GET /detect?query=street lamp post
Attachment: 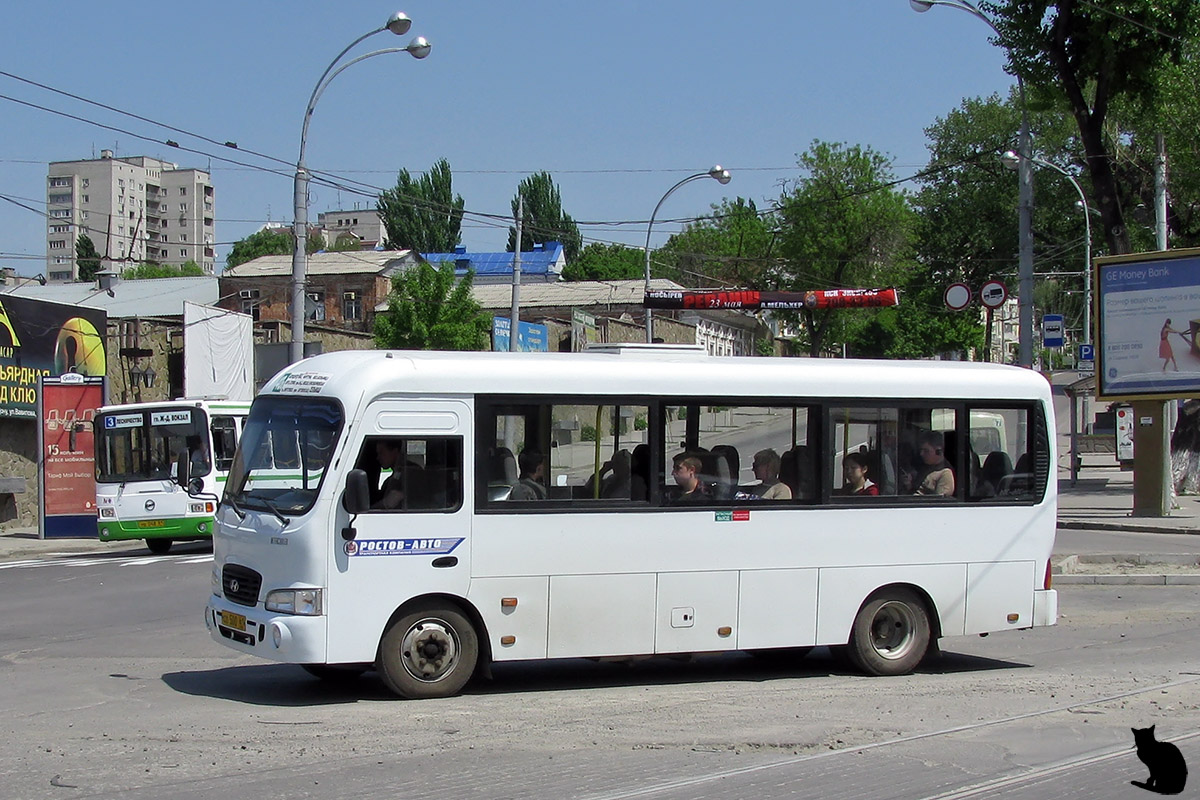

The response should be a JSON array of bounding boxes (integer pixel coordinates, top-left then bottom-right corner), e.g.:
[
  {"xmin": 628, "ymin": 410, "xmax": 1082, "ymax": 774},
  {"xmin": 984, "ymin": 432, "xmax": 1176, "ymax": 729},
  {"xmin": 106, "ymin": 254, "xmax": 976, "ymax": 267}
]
[
  {"xmin": 643, "ymin": 166, "xmax": 731, "ymax": 343},
  {"xmin": 289, "ymin": 12, "xmax": 431, "ymax": 365},
  {"xmin": 911, "ymin": 0, "xmax": 1035, "ymax": 368},
  {"xmin": 1002, "ymin": 150, "xmax": 1092, "ymax": 345}
]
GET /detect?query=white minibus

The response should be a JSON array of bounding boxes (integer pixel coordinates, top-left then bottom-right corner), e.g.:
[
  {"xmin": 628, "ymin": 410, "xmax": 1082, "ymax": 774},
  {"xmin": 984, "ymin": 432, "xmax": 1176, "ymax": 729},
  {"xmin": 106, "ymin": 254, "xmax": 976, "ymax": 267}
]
[
  {"xmin": 95, "ymin": 399, "xmax": 249, "ymax": 553},
  {"xmin": 206, "ymin": 347, "xmax": 1057, "ymax": 698}
]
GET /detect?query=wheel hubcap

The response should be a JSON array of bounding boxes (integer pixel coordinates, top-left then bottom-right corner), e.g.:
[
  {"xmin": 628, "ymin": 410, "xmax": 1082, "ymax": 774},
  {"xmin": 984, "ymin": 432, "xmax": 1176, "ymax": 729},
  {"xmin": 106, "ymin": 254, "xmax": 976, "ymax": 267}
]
[
  {"xmin": 400, "ymin": 619, "xmax": 459, "ymax": 682},
  {"xmin": 869, "ymin": 601, "xmax": 917, "ymax": 661}
]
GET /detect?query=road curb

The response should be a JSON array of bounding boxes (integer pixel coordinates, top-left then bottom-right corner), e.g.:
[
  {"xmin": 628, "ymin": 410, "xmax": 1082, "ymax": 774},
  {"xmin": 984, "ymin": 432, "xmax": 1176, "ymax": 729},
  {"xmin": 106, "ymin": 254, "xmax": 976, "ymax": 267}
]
[
  {"xmin": 1054, "ymin": 574, "xmax": 1200, "ymax": 585},
  {"xmin": 1057, "ymin": 520, "xmax": 1200, "ymax": 534}
]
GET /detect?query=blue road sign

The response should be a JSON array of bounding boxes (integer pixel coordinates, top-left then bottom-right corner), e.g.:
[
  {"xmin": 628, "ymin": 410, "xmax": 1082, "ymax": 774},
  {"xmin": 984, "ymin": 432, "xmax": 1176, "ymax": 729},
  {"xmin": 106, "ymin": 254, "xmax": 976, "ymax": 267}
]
[
  {"xmin": 1078, "ymin": 343, "xmax": 1094, "ymax": 361},
  {"xmin": 1043, "ymin": 314, "xmax": 1065, "ymax": 348}
]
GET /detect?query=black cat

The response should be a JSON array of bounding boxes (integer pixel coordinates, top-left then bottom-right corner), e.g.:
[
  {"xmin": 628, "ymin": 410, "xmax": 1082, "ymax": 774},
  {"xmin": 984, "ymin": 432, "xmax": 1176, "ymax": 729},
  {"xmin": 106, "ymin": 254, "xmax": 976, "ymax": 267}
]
[{"xmin": 1131, "ymin": 725, "xmax": 1187, "ymax": 795}]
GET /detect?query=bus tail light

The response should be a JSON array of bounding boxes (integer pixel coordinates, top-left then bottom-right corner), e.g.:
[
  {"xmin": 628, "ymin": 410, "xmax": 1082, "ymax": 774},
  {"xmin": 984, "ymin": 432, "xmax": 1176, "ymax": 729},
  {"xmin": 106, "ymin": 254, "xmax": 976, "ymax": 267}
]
[{"xmin": 1043, "ymin": 560, "xmax": 1053, "ymax": 590}]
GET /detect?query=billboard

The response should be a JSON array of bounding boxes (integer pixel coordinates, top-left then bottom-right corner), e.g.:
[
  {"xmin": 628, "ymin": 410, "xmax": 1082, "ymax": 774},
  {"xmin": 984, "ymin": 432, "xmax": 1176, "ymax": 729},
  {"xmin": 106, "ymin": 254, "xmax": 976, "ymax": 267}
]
[
  {"xmin": 1096, "ymin": 248, "xmax": 1200, "ymax": 400},
  {"xmin": 39, "ymin": 375, "xmax": 104, "ymax": 538},
  {"xmin": 0, "ymin": 295, "xmax": 107, "ymax": 419},
  {"xmin": 492, "ymin": 317, "xmax": 549, "ymax": 352}
]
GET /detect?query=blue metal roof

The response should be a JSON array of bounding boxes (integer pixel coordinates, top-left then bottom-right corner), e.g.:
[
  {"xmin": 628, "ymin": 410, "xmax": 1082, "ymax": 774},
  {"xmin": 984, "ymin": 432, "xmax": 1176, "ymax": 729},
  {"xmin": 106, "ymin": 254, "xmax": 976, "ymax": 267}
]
[{"xmin": 423, "ymin": 241, "xmax": 564, "ymax": 276}]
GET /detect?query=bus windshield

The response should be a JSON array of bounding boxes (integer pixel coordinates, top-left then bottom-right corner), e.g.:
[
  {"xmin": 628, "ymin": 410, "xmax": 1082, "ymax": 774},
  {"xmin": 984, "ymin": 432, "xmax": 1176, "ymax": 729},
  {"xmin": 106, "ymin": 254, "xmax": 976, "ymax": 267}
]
[
  {"xmin": 225, "ymin": 396, "xmax": 343, "ymax": 515},
  {"xmin": 96, "ymin": 407, "xmax": 210, "ymax": 483}
]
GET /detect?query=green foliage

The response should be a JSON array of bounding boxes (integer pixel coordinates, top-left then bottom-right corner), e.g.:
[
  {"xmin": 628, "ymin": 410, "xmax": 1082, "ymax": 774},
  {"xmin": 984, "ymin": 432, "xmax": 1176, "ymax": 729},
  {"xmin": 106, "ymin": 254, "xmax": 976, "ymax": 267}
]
[
  {"xmin": 329, "ymin": 233, "xmax": 363, "ymax": 252},
  {"xmin": 123, "ymin": 261, "xmax": 204, "ymax": 279},
  {"xmin": 377, "ymin": 158, "xmax": 464, "ymax": 253},
  {"xmin": 563, "ymin": 242, "xmax": 643, "ymax": 281},
  {"xmin": 374, "ymin": 261, "xmax": 490, "ymax": 351},
  {"xmin": 633, "ymin": 415, "xmax": 647, "ymax": 431},
  {"xmin": 655, "ymin": 198, "xmax": 777, "ymax": 288},
  {"xmin": 775, "ymin": 141, "xmax": 917, "ymax": 357},
  {"xmin": 580, "ymin": 424, "xmax": 598, "ymax": 442},
  {"xmin": 982, "ymin": 0, "xmax": 1200, "ymax": 255},
  {"xmin": 75, "ymin": 235, "xmax": 102, "ymax": 282},
  {"xmin": 226, "ymin": 229, "xmax": 292, "ymax": 269},
  {"xmin": 508, "ymin": 172, "xmax": 582, "ymax": 262},
  {"xmin": 307, "ymin": 230, "xmax": 326, "ymax": 254}
]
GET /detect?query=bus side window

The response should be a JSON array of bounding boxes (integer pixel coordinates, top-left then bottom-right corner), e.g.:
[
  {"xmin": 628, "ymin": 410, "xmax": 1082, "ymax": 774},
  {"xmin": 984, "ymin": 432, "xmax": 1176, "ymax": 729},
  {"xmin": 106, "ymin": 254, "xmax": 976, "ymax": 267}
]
[
  {"xmin": 356, "ymin": 437, "xmax": 463, "ymax": 513},
  {"xmin": 211, "ymin": 415, "xmax": 239, "ymax": 472}
]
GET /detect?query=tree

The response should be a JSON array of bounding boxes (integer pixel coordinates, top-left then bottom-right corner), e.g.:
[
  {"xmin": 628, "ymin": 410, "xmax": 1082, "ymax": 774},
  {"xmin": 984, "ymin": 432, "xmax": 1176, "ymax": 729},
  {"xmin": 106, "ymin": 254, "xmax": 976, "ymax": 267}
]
[
  {"xmin": 985, "ymin": 0, "xmax": 1200, "ymax": 255},
  {"xmin": 562, "ymin": 242, "xmax": 643, "ymax": 281},
  {"xmin": 655, "ymin": 198, "xmax": 778, "ymax": 289},
  {"xmin": 377, "ymin": 158, "xmax": 464, "ymax": 253},
  {"xmin": 507, "ymin": 172, "xmax": 581, "ymax": 262},
  {"xmin": 374, "ymin": 261, "xmax": 491, "ymax": 351},
  {"xmin": 226, "ymin": 228, "xmax": 323, "ymax": 269},
  {"xmin": 75, "ymin": 234, "xmax": 102, "ymax": 282},
  {"xmin": 124, "ymin": 261, "xmax": 205, "ymax": 279},
  {"xmin": 226, "ymin": 229, "xmax": 292, "ymax": 269},
  {"xmin": 775, "ymin": 141, "xmax": 918, "ymax": 357}
]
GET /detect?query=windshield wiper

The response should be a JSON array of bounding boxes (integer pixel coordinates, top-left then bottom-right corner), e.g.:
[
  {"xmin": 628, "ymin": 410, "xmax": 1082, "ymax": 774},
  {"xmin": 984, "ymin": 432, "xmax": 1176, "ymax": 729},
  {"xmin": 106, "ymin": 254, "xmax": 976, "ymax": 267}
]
[
  {"xmin": 224, "ymin": 494, "xmax": 247, "ymax": 522},
  {"xmin": 242, "ymin": 492, "xmax": 291, "ymax": 529}
]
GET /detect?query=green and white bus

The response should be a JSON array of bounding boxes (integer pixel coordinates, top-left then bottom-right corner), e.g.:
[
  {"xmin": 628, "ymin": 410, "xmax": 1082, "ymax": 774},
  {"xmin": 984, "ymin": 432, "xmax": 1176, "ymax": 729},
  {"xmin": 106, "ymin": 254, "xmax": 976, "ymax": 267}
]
[{"xmin": 95, "ymin": 399, "xmax": 249, "ymax": 553}]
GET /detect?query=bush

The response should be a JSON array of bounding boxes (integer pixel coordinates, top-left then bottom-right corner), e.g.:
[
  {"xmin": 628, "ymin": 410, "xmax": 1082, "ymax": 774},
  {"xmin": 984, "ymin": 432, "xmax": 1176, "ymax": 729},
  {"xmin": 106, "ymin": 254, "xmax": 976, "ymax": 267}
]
[
  {"xmin": 634, "ymin": 415, "xmax": 647, "ymax": 431},
  {"xmin": 581, "ymin": 424, "xmax": 598, "ymax": 442}
]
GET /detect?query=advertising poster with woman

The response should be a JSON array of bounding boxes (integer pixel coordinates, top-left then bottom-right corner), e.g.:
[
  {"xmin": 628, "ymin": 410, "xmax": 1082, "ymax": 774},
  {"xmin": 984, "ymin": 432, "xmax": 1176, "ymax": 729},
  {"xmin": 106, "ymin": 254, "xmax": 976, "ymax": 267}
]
[
  {"xmin": 1097, "ymin": 250, "xmax": 1200, "ymax": 399},
  {"xmin": 0, "ymin": 295, "xmax": 107, "ymax": 418}
]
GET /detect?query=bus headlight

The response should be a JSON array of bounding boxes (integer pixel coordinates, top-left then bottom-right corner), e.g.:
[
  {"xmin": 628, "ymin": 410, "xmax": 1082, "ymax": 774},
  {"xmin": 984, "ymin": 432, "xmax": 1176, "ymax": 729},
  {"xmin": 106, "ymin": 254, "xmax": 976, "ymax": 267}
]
[
  {"xmin": 265, "ymin": 588, "xmax": 323, "ymax": 616},
  {"xmin": 211, "ymin": 568, "xmax": 221, "ymax": 597},
  {"xmin": 99, "ymin": 507, "xmax": 115, "ymax": 518}
]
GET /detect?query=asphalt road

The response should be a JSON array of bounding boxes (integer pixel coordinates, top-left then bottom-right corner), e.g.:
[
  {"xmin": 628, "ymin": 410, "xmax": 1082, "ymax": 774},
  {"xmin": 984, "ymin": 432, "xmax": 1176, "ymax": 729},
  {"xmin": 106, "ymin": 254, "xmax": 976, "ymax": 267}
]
[{"xmin": 2, "ymin": 551, "xmax": 1198, "ymax": 799}]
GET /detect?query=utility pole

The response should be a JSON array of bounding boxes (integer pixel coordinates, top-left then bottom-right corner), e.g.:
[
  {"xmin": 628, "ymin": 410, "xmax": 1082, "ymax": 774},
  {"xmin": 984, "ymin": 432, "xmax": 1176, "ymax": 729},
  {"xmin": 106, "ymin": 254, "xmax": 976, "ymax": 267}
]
[{"xmin": 509, "ymin": 195, "xmax": 523, "ymax": 353}]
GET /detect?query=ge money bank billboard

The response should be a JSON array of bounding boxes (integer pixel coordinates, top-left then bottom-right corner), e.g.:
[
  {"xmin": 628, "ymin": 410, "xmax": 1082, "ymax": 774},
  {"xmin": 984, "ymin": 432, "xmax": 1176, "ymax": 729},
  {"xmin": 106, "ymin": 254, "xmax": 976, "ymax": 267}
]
[
  {"xmin": 1096, "ymin": 248, "xmax": 1200, "ymax": 400},
  {"xmin": 0, "ymin": 295, "xmax": 107, "ymax": 419}
]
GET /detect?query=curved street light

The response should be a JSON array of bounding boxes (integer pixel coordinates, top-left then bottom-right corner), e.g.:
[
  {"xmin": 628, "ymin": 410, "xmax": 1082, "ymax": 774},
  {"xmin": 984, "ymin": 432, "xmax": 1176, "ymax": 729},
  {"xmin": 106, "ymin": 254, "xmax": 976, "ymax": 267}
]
[
  {"xmin": 290, "ymin": 13, "xmax": 431, "ymax": 364},
  {"xmin": 1003, "ymin": 150, "xmax": 1092, "ymax": 346},
  {"xmin": 643, "ymin": 165, "xmax": 732, "ymax": 343},
  {"xmin": 911, "ymin": 0, "xmax": 1035, "ymax": 368}
]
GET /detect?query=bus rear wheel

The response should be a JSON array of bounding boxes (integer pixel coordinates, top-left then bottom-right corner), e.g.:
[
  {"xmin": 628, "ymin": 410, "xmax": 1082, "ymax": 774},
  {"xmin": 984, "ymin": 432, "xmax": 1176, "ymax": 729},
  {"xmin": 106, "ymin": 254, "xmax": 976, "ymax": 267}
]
[
  {"xmin": 847, "ymin": 588, "xmax": 931, "ymax": 676},
  {"xmin": 378, "ymin": 602, "xmax": 478, "ymax": 699},
  {"xmin": 146, "ymin": 538, "xmax": 172, "ymax": 555}
]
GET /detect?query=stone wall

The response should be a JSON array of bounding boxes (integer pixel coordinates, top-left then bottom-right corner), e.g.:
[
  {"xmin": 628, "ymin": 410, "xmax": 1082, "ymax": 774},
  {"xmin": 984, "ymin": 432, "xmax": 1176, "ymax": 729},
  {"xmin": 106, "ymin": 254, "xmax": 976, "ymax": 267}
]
[{"xmin": 0, "ymin": 420, "xmax": 38, "ymax": 528}]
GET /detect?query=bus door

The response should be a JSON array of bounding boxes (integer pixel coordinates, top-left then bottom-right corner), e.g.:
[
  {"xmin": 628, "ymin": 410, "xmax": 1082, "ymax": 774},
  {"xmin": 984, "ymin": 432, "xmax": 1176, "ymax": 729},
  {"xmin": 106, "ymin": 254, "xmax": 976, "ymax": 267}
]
[{"xmin": 326, "ymin": 400, "xmax": 471, "ymax": 663}]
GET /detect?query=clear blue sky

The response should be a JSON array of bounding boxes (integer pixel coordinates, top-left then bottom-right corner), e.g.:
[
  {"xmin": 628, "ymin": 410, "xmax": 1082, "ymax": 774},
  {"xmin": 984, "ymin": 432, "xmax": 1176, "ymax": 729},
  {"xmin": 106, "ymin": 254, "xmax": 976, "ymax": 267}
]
[{"xmin": 0, "ymin": 1, "xmax": 1019, "ymax": 274}]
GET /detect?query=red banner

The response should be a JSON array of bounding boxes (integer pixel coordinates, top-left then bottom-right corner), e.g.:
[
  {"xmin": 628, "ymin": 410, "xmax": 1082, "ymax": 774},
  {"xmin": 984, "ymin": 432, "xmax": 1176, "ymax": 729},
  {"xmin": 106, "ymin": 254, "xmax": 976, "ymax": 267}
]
[{"xmin": 644, "ymin": 288, "xmax": 899, "ymax": 311}]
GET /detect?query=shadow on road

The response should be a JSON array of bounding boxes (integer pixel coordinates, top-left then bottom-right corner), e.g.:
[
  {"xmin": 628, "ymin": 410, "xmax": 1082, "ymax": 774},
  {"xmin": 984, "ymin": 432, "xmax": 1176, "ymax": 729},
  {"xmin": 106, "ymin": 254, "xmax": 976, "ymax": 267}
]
[{"xmin": 164, "ymin": 646, "xmax": 1027, "ymax": 705}]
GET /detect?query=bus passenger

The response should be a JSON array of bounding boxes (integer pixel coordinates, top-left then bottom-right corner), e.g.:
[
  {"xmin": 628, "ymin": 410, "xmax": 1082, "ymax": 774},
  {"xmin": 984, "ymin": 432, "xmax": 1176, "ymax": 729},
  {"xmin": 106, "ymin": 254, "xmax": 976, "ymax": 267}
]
[
  {"xmin": 372, "ymin": 439, "xmax": 406, "ymax": 509},
  {"xmin": 912, "ymin": 431, "xmax": 954, "ymax": 497},
  {"xmin": 670, "ymin": 454, "xmax": 709, "ymax": 504},
  {"xmin": 509, "ymin": 449, "xmax": 548, "ymax": 500},
  {"xmin": 838, "ymin": 452, "xmax": 879, "ymax": 496},
  {"xmin": 751, "ymin": 448, "xmax": 792, "ymax": 500}
]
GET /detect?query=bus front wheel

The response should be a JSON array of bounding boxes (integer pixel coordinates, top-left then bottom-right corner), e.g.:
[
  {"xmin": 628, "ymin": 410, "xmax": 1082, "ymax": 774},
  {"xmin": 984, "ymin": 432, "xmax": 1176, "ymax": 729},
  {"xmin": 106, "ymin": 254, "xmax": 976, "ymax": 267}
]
[
  {"xmin": 146, "ymin": 538, "xmax": 172, "ymax": 555},
  {"xmin": 847, "ymin": 588, "xmax": 931, "ymax": 676},
  {"xmin": 378, "ymin": 602, "xmax": 478, "ymax": 699}
]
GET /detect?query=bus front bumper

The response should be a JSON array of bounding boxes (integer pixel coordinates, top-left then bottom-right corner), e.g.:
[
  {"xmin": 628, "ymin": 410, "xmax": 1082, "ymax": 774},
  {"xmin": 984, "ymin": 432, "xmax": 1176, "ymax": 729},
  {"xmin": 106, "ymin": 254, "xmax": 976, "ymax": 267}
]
[{"xmin": 205, "ymin": 596, "xmax": 327, "ymax": 663}]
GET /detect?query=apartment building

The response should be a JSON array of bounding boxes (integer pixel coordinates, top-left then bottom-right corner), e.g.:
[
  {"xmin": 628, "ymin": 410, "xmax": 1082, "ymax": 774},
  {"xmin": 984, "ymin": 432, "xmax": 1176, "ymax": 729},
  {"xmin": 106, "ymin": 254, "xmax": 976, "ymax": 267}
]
[
  {"xmin": 316, "ymin": 206, "xmax": 386, "ymax": 250},
  {"xmin": 46, "ymin": 151, "xmax": 215, "ymax": 281}
]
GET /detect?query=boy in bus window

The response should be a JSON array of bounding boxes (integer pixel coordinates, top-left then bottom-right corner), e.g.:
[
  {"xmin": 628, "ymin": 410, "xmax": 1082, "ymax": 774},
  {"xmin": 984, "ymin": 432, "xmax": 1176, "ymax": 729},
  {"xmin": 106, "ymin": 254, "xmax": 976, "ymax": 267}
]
[
  {"xmin": 670, "ymin": 454, "xmax": 709, "ymax": 504},
  {"xmin": 509, "ymin": 449, "xmax": 548, "ymax": 500},
  {"xmin": 372, "ymin": 439, "xmax": 406, "ymax": 510},
  {"xmin": 911, "ymin": 431, "xmax": 954, "ymax": 497}
]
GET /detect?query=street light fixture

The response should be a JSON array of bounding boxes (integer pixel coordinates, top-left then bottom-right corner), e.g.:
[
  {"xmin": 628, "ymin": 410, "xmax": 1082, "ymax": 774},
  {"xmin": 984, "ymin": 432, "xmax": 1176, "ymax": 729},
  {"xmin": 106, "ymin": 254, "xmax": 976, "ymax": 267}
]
[
  {"xmin": 911, "ymin": 0, "xmax": 1035, "ymax": 368},
  {"xmin": 1003, "ymin": 150, "xmax": 1092, "ymax": 346},
  {"xmin": 289, "ymin": 13, "xmax": 431, "ymax": 365},
  {"xmin": 643, "ymin": 165, "xmax": 732, "ymax": 343}
]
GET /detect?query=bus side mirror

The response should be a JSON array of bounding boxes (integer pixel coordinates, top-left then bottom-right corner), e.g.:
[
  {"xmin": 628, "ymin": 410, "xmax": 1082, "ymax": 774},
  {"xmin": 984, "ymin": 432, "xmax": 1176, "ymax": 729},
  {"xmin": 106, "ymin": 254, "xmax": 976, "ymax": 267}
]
[
  {"xmin": 176, "ymin": 451, "xmax": 189, "ymax": 488},
  {"xmin": 344, "ymin": 469, "xmax": 370, "ymax": 516}
]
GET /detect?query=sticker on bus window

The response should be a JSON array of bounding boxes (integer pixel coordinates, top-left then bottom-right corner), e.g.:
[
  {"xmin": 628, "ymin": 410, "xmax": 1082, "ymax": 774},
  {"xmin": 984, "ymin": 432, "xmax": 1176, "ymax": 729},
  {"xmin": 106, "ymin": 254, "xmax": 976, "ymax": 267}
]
[
  {"xmin": 715, "ymin": 510, "xmax": 751, "ymax": 522},
  {"xmin": 345, "ymin": 538, "xmax": 463, "ymax": 557},
  {"xmin": 150, "ymin": 410, "xmax": 193, "ymax": 426}
]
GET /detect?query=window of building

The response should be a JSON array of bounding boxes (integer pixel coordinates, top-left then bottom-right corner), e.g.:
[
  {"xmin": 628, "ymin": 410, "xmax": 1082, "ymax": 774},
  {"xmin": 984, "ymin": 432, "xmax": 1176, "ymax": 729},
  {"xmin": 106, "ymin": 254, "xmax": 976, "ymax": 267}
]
[
  {"xmin": 49, "ymin": 271, "xmax": 72, "ymax": 281},
  {"xmin": 49, "ymin": 208, "xmax": 70, "ymax": 219},
  {"xmin": 180, "ymin": 187, "xmax": 187, "ymax": 196},
  {"xmin": 352, "ymin": 436, "xmax": 463, "ymax": 512},
  {"xmin": 81, "ymin": 179, "xmax": 89, "ymax": 188},
  {"xmin": 180, "ymin": 234, "xmax": 188, "ymax": 242},
  {"xmin": 240, "ymin": 289, "xmax": 260, "ymax": 321},
  {"xmin": 180, "ymin": 249, "xmax": 188, "ymax": 258},
  {"xmin": 81, "ymin": 195, "xmax": 89, "ymax": 203},
  {"xmin": 48, "ymin": 240, "xmax": 66, "ymax": 250},
  {"xmin": 50, "ymin": 225, "xmax": 70, "ymax": 234},
  {"xmin": 343, "ymin": 291, "xmax": 362, "ymax": 321},
  {"xmin": 180, "ymin": 203, "xmax": 187, "ymax": 212},
  {"xmin": 49, "ymin": 177, "xmax": 71, "ymax": 187},
  {"xmin": 305, "ymin": 290, "xmax": 325, "ymax": 322},
  {"xmin": 48, "ymin": 193, "xmax": 71, "ymax": 204}
]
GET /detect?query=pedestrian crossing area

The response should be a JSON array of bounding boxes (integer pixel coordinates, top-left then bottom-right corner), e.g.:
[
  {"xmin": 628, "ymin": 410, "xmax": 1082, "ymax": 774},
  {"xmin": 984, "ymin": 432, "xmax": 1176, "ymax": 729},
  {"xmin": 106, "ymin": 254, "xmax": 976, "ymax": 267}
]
[{"xmin": 0, "ymin": 552, "xmax": 213, "ymax": 570}]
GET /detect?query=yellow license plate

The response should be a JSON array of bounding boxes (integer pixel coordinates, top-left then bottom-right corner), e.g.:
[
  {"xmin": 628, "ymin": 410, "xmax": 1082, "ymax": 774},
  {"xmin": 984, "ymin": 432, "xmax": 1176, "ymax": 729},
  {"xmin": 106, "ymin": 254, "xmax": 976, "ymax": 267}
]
[
  {"xmin": 220, "ymin": 610, "xmax": 247, "ymax": 631},
  {"xmin": 137, "ymin": 520, "xmax": 166, "ymax": 528}
]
